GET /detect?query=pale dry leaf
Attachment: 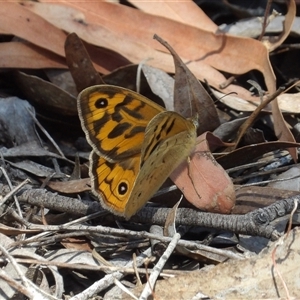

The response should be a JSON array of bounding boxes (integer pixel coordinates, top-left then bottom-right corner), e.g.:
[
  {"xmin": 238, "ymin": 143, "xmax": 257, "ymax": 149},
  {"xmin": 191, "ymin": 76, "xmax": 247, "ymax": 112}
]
[
  {"xmin": 141, "ymin": 64, "xmax": 175, "ymax": 111},
  {"xmin": 268, "ymin": 166, "xmax": 300, "ymax": 191},
  {"xmin": 129, "ymin": 0, "xmax": 218, "ymax": 32},
  {"xmin": 215, "ymin": 86, "xmax": 300, "ymax": 114},
  {"xmin": 213, "ymin": 89, "xmax": 258, "ymax": 111},
  {"xmin": 220, "ymin": 16, "xmax": 300, "ymax": 38},
  {"xmin": 278, "ymin": 92, "xmax": 300, "ymax": 113}
]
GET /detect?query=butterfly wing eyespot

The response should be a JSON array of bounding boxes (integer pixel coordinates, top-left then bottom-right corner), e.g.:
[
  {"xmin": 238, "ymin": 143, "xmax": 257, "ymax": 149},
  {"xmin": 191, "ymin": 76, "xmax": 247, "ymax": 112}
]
[
  {"xmin": 94, "ymin": 97, "xmax": 108, "ymax": 109},
  {"xmin": 118, "ymin": 181, "xmax": 129, "ymax": 196}
]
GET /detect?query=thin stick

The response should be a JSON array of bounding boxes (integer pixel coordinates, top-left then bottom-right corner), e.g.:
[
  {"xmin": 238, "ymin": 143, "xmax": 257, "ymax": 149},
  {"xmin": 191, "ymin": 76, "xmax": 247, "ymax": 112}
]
[
  {"xmin": 139, "ymin": 233, "xmax": 181, "ymax": 300},
  {"xmin": 26, "ymin": 107, "xmax": 66, "ymax": 158}
]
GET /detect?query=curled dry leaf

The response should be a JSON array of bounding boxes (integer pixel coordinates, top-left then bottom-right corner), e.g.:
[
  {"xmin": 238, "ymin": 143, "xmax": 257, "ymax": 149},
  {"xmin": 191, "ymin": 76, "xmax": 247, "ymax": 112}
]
[
  {"xmin": 217, "ymin": 141, "xmax": 300, "ymax": 170},
  {"xmin": 262, "ymin": 0, "xmax": 296, "ymax": 52},
  {"xmin": 154, "ymin": 34, "xmax": 220, "ymax": 134}
]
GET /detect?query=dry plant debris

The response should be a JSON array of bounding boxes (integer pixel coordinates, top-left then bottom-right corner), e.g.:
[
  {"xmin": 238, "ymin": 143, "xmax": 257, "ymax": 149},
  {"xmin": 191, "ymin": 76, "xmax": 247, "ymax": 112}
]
[{"xmin": 0, "ymin": 1, "xmax": 300, "ymax": 299}]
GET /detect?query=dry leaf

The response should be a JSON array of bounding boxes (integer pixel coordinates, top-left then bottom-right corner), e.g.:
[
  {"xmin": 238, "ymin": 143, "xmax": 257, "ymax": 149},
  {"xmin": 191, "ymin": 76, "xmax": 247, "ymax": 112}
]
[
  {"xmin": 262, "ymin": 0, "xmax": 296, "ymax": 51},
  {"xmin": 23, "ymin": 0, "xmax": 273, "ymax": 102},
  {"xmin": 0, "ymin": 2, "xmax": 66, "ymax": 56},
  {"xmin": 15, "ymin": 71, "xmax": 77, "ymax": 116},
  {"xmin": 171, "ymin": 133, "xmax": 236, "ymax": 214},
  {"xmin": 0, "ymin": 42, "xmax": 66, "ymax": 69},
  {"xmin": 46, "ymin": 178, "xmax": 91, "ymax": 194},
  {"xmin": 130, "ymin": 0, "xmax": 218, "ymax": 32},
  {"xmin": 65, "ymin": 33, "xmax": 104, "ymax": 92},
  {"xmin": 217, "ymin": 141, "xmax": 300, "ymax": 170},
  {"xmin": 154, "ymin": 34, "xmax": 220, "ymax": 133}
]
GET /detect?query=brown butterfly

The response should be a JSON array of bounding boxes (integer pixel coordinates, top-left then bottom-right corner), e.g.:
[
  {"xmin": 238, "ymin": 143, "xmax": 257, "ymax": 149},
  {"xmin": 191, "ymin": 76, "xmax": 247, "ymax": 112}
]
[{"xmin": 78, "ymin": 85, "xmax": 197, "ymax": 219}]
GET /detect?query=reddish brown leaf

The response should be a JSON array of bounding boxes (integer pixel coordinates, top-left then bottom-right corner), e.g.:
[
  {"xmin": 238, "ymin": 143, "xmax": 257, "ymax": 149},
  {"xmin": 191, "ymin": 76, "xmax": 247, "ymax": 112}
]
[
  {"xmin": 0, "ymin": 2, "xmax": 66, "ymax": 56},
  {"xmin": 170, "ymin": 133, "xmax": 236, "ymax": 214},
  {"xmin": 0, "ymin": 42, "xmax": 66, "ymax": 69}
]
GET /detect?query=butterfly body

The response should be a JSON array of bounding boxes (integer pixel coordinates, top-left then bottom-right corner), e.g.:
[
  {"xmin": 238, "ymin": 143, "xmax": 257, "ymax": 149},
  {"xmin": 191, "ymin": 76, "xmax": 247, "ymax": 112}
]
[{"xmin": 78, "ymin": 85, "xmax": 197, "ymax": 219}]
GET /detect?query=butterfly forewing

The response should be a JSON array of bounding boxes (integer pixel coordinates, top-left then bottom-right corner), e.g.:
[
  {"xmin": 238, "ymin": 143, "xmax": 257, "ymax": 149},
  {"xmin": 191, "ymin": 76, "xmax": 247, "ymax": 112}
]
[
  {"xmin": 141, "ymin": 111, "xmax": 197, "ymax": 166},
  {"xmin": 123, "ymin": 111, "xmax": 197, "ymax": 219},
  {"xmin": 126, "ymin": 131, "xmax": 197, "ymax": 219},
  {"xmin": 78, "ymin": 85, "xmax": 164, "ymax": 161}
]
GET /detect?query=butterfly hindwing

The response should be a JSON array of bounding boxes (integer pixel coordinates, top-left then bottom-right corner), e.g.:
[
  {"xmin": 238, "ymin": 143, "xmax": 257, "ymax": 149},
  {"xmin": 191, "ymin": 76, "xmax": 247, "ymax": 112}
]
[{"xmin": 89, "ymin": 150, "xmax": 140, "ymax": 216}]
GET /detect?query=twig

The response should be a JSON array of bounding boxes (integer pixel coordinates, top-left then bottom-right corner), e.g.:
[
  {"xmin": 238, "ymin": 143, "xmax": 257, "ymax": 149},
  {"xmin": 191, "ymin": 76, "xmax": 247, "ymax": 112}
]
[
  {"xmin": 258, "ymin": 0, "xmax": 273, "ymax": 41},
  {"xmin": 0, "ymin": 270, "xmax": 32, "ymax": 299},
  {"xmin": 8, "ymin": 258, "xmax": 182, "ymax": 277},
  {"xmin": 0, "ymin": 176, "xmax": 29, "ymax": 207},
  {"xmin": 69, "ymin": 248, "xmax": 152, "ymax": 300},
  {"xmin": 140, "ymin": 233, "xmax": 181, "ymax": 300},
  {"xmin": 287, "ymin": 199, "xmax": 298, "ymax": 237},
  {"xmin": 235, "ymin": 173, "xmax": 300, "ymax": 189},
  {"xmin": 0, "ymin": 244, "xmax": 57, "ymax": 299},
  {"xmin": 234, "ymin": 86, "xmax": 285, "ymax": 148},
  {"xmin": 3, "ymin": 184, "xmax": 300, "ymax": 240},
  {"xmin": 26, "ymin": 107, "xmax": 66, "ymax": 159}
]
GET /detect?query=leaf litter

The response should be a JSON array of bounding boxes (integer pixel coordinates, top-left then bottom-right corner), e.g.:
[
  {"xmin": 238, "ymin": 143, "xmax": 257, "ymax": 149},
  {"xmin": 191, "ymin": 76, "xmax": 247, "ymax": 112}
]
[{"xmin": 0, "ymin": 1, "xmax": 300, "ymax": 299}]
